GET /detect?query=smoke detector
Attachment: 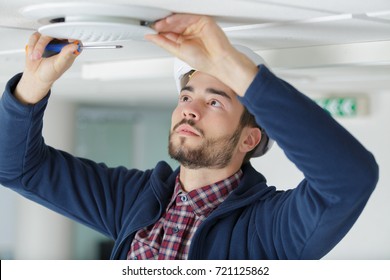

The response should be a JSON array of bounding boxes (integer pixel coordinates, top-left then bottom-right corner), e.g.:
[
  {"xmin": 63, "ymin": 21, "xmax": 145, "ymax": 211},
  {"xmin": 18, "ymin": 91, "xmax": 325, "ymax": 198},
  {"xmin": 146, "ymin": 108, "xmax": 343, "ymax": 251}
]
[{"xmin": 20, "ymin": 2, "xmax": 171, "ymax": 43}]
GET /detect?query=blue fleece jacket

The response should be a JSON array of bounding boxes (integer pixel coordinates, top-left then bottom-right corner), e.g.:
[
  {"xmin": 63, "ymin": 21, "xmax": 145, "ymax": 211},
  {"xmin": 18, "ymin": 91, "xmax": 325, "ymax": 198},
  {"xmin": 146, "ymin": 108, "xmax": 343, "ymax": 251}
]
[{"xmin": 0, "ymin": 66, "xmax": 378, "ymax": 259}]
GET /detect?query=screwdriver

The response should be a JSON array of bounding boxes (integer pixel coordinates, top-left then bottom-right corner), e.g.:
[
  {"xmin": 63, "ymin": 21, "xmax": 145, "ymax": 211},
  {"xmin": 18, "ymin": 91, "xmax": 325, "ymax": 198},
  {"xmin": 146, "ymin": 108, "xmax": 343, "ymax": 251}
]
[{"xmin": 42, "ymin": 39, "xmax": 123, "ymax": 58}]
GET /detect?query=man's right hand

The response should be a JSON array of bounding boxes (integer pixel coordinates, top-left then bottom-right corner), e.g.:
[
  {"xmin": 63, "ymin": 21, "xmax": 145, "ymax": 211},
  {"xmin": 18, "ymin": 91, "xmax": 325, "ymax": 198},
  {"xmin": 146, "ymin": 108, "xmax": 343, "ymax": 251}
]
[{"xmin": 14, "ymin": 32, "xmax": 79, "ymax": 105}]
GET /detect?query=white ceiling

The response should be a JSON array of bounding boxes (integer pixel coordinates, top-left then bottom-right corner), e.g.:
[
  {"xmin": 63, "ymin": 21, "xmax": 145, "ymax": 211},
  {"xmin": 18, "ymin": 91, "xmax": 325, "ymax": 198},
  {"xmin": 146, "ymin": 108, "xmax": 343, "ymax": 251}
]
[{"xmin": 1, "ymin": 0, "xmax": 390, "ymax": 105}]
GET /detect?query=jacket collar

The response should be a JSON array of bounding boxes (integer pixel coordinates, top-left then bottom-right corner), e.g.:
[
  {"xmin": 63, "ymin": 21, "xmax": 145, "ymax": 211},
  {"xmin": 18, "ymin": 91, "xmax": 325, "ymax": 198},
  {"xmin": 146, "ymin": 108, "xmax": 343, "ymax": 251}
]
[
  {"xmin": 208, "ymin": 162, "xmax": 272, "ymax": 216},
  {"xmin": 152, "ymin": 161, "xmax": 269, "ymax": 205}
]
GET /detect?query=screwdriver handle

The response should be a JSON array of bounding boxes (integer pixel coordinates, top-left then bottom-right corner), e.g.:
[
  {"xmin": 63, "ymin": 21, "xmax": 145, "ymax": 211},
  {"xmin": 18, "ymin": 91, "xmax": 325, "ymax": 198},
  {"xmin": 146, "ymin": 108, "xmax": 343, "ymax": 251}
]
[{"xmin": 43, "ymin": 39, "xmax": 82, "ymax": 58}]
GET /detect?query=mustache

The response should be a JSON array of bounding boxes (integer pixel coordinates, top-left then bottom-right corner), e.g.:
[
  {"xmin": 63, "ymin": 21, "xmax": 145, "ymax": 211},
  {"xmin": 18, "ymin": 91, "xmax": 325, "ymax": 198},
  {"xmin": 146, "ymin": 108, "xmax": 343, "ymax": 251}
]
[{"xmin": 173, "ymin": 119, "xmax": 204, "ymax": 136}]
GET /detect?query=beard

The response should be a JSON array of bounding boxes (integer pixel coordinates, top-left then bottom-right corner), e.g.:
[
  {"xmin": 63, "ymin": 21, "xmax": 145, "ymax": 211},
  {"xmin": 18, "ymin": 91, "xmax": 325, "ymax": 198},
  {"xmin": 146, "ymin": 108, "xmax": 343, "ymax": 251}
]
[{"xmin": 168, "ymin": 119, "xmax": 242, "ymax": 169}]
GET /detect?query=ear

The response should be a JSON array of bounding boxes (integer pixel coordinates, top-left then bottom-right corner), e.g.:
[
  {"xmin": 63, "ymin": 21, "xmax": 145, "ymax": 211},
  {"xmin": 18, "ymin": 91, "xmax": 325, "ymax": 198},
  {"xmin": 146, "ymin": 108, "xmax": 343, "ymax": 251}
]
[{"xmin": 239, "ymin": 127, "xmax": 262, "ymax": 154}]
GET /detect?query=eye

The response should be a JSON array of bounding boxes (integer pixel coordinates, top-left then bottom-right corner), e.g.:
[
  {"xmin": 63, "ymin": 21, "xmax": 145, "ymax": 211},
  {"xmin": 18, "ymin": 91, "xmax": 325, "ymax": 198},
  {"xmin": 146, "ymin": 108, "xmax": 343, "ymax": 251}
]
[
  {"xmin": 179, "ymin": 95, "xmax": 191, "ymax": 103},
  {"xmin": 209, "ymin": 99, "xmax": 223, "ymax": 108}
]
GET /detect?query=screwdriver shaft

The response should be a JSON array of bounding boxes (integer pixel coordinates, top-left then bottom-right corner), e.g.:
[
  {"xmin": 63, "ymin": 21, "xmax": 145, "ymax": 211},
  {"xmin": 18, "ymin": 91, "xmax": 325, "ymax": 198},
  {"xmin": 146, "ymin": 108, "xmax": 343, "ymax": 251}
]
[
  {"xmin": 42, "ymin": 39, "xmax": 123, "ymax": 57},
  {"xmin": 81, "ymin": 45, "xmax": 123, "ymax": 49}
]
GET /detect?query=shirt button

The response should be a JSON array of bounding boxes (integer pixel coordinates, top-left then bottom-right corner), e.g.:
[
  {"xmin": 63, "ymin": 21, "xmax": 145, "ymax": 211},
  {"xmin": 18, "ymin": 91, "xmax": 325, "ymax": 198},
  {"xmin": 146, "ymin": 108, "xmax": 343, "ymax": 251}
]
[
  {"xmin": 173, "ymin": 226, "xmax": 179, "ymax": 233},
  {"xmin": 180, "ymin": 195, "xmax": 188, "ymax": 202}
]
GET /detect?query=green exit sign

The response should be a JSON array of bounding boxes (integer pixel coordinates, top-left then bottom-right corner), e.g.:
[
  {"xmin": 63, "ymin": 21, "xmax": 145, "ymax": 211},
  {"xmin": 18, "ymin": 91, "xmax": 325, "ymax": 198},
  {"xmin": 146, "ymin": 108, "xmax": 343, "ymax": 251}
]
[{"xmin": 314, "ymin": 96, "xmax": 369, "ymax": 117}]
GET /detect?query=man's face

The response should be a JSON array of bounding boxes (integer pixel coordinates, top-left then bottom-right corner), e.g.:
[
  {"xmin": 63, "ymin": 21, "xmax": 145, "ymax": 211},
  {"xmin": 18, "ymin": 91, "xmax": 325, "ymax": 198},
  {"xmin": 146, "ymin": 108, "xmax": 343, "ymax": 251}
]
[{"xmin": 169, "ymin": 72, "xmax": 245, "ymax": 169}]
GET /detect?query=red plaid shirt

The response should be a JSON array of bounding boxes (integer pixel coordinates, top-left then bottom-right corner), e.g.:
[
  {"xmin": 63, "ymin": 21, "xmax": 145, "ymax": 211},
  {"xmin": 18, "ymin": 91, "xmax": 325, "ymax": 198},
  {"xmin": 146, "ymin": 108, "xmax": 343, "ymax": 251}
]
[{"xmin": 127, "ymin": 169, "xmax": 242, "ymax": 260}]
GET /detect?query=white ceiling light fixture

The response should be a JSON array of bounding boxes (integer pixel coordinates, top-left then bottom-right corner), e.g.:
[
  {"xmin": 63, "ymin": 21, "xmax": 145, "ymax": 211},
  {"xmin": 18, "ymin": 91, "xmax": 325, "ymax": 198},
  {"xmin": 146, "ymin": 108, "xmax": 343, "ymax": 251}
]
[{"xmin": 20, "ymin": 2, "xmax": 171, "ymax": 43}]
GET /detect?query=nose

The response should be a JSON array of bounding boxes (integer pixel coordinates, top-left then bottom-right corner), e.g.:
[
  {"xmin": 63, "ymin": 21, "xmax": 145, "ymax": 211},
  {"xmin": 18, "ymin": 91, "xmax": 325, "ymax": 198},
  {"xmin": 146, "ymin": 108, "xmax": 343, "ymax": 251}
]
[{"xmin": 181, "ymin": 102, "xmax": 200, "ymax": 120}]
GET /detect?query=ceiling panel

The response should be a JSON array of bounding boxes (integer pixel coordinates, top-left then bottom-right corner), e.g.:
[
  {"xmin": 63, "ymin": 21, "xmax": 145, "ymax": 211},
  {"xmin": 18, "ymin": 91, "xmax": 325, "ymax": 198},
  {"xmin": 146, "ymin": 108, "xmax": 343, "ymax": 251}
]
[
  {"xmin": 226, "ymin": 16, "xmax": 390, "ymax": 50},
  {"xmin": 243, "ymin": 0, "xmax": 390, "ymax": 14}
]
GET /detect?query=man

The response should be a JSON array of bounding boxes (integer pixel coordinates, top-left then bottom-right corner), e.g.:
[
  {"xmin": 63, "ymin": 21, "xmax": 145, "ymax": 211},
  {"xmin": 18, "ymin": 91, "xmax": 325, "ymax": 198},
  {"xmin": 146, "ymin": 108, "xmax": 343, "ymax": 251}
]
[{"xmin": 0, "ymin": 14, "xmax": 378, "ymax": 259}]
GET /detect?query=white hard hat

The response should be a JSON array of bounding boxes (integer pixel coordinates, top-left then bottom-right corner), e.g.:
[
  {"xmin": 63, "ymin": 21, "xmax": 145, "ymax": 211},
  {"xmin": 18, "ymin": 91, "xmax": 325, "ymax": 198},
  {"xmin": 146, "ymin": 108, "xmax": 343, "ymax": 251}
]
[{"xmin": 173, "ymin": 45, "xmax": 274, "ymax": 157}]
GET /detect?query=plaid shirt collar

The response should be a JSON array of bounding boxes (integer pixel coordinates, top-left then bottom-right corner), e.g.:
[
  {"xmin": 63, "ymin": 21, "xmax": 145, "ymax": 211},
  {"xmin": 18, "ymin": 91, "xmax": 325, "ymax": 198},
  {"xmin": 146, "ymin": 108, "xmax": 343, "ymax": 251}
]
[{"xmin": 168, "ymin": 169, "xmax": 243, "ymax": 217}]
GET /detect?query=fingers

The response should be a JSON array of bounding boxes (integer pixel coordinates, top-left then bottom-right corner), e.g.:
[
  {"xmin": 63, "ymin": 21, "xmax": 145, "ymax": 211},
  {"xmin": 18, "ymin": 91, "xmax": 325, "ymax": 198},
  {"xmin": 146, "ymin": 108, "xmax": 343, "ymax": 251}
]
[
  {"xmin": 53, "ymin": 43, "xmax": 79, "ymax": 73},
  {"xmin": 26, "ymin": 33, "xmax": 79, "ymax": 61},
  {"xmin": 145, "ymin": 32, "xmax": 181, "ymax": 56},
  {"xmin": 148, "ymin": 14, "xmax": 228, "ymax": 54},
  {"xmin": 27, "ymin": 32, "xmax": 53, "ymax": 61},
  {"xmin": 146, "ymin": 14, "xmax": 207, "ymax": 59},
  {"xmin": 25, "ymin": 32, "xmax": 38, "ymax": 59},
  {"xmin": 146, "ymin": 14, "xmax": 229, "ymax": 74},
  {"xmin": 153, "ymin": 14, "xmax": 203, "ymax": 35}
]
